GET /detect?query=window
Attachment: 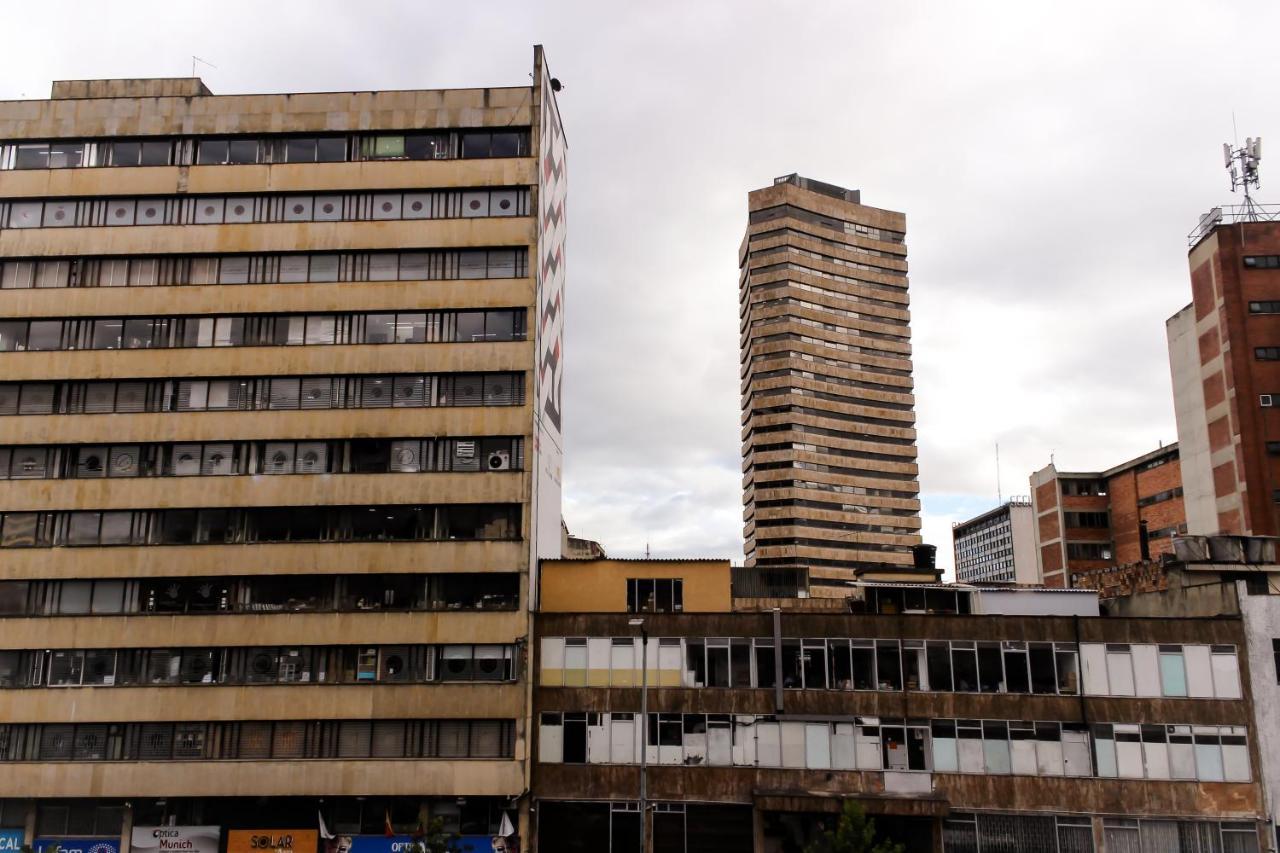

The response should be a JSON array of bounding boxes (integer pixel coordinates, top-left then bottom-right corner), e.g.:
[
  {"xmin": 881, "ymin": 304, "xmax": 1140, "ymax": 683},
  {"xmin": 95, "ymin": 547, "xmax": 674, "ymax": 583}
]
[
  {"xmin": 626, "ymin": 578, "xmax": 683, "ymax": 613},
  {"xmin": 1256, "ymin": 347, "xmax": 1280, "ymax": 361},
  {"xmin": 1245, "ymin": 255, "xmax": 1280, "ymax": 269}
]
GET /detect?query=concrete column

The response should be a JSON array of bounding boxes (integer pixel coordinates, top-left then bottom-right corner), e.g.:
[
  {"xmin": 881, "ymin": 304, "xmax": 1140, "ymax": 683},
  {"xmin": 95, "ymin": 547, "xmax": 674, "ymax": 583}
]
[
  {"xmin": 22, "ymin": 801, "xmax": 35, "ymax": 847},
  {"xmin": 119, "ymin": 803, "xmax": 133, "ymax": 853},
  {"xmin": 751, "ymin": 807, "xmax": 765, "ymax": 853}
]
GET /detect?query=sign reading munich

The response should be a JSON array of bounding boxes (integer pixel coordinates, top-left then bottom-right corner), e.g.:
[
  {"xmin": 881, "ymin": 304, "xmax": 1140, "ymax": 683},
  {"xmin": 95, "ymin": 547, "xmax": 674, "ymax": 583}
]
[{"xmin": 132, "ymin": 827, "xmax": 221, "ymax": 853}]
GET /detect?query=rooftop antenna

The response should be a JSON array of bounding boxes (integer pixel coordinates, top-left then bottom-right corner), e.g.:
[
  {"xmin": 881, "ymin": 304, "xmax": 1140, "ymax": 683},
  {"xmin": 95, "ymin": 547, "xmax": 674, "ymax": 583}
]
[
  {"xmin": 644, "ymin": 542, "xmax": 651, "ymax": 559},
  {"xmin": 995, "ymin": 442, "xmax": 1002, "ymax": 505},
  {"xmin": 1224, "ymin": 134, "xmax": 1264, "ymax": 220},
  {"xmin": 191, "ymin": 55, "xmax": 217, "ymax": 79}
]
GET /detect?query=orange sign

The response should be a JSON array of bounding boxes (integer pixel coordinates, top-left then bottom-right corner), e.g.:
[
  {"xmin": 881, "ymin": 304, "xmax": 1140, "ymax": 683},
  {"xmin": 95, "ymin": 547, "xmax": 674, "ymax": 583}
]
[{"xmin": 226, "ymin": 831, "xmax": 318, "ymax": 853}]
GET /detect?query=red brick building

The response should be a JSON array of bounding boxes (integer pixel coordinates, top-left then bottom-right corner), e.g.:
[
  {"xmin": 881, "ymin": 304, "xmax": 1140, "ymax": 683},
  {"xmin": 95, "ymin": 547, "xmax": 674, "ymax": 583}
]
[
  {"xmin": 1029, "ymin": 444, "xmax": 1186, "ymax": 587},
  {"xmin": 1169, "ymin": 219, "xmax": 1280, "ymax": 538}
]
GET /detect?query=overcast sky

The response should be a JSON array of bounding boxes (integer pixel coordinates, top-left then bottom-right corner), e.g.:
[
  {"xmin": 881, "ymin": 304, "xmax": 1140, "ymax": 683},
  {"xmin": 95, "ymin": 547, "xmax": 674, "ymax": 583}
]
[{"xmin": 4, "ymin": 1, "xmax": 1278, "ymax": 575}]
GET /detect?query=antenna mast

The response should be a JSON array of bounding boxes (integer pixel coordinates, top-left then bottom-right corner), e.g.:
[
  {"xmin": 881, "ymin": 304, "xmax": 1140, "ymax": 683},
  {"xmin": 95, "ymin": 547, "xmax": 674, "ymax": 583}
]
[
  {"xmin": 995, "ymin": 442, "xmax": 1002, "ymax": 505},
  {"xmin": 1224, "ymin": 136, "xmax": 1264, "ymax": 220}
]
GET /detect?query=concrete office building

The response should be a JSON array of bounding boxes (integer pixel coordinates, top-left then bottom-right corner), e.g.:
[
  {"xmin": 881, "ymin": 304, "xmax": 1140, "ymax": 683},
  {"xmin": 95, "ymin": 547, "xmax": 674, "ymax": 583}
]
[
  {"xmin": 531, "ymin": 558, "xmax": 1268, "ymax": 853},
  {"xmin": 1169, "ymin": 217, "xmax": 1280, "ymax": 538},
  {"xmin": 951, "ymin": 499, "xmax": 1037, "ymax": 585},
  {"xmin": 0, "ymin": 46, "xmax": 566, "ymax": 853},
  {"xmin": 1030, "ymin": 444, "xmax": 1186, "ymax": 587},
  {"xmin": 739, "ymin": 175, "xmax": 923, "ymax": 594}
]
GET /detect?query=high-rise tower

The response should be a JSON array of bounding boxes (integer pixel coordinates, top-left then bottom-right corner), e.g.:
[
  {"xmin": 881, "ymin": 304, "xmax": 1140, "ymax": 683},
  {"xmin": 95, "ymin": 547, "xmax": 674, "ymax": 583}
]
[{"xmin": 739, "ymin": 174, "xmax": 923, "ymax": 592}]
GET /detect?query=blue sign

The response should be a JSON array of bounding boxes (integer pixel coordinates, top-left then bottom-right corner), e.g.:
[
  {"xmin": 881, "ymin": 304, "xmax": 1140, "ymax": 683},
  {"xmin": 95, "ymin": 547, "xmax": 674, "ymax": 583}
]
[
  {"xmin": 0, "ymin": 831, "xmax": 23, "ymax": 853},
  {"xmin": 331, "ymin": 836, "xmax": 512, "ymax": 853},
  {"xmin": 34, "ymin": 838, "xmax": 121, "ymax": 853}
]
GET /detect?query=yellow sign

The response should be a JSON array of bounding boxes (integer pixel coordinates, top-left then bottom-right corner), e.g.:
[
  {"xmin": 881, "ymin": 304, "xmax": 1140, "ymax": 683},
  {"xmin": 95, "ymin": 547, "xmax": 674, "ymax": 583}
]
[{"xmin": 226, "ymin": 831, "xmax": 318, "ymax": 853}]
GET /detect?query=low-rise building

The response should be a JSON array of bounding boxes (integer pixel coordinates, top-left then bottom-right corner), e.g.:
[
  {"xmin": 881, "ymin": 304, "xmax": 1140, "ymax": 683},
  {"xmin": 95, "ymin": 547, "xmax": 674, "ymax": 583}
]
[
  {"xmin": 531, "ymin": 558, "xmax": 1267, "ymax": 852},
  {"xmin": 1030, "ymin": 443, "xmax": 1186, "ymax": 587}
]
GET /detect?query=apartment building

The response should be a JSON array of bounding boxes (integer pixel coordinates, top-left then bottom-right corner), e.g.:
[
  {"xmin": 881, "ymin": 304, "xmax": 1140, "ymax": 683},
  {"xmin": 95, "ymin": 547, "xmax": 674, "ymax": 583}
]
[
  {"xmin": 0, "ymin": 46, "xmax": 566, "ymax": 853},
  {"xmin": 739, "ymin": 174, "xmax": 924, "ymax": 594},
  {"xmin": 531, "ymin": 559, "xmax": 1266, "ymax": 852},
  {"xmin": 1030, "ymin": 443, "xmax": 1186, "ymax": 587},
  {"xmin": 951, "ymin": 499, "xmax": 1036, "ymax": 585},
  {"xmin": 1169, "ymin": 216, "xmax": 1280, "ymax": 538}
]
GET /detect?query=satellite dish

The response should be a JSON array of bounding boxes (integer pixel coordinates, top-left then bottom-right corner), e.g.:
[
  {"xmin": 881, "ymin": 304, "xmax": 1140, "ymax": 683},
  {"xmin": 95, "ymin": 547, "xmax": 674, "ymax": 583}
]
[{"xmin": 550, "ymin": 78, "xmax": 563, "ymax": 92}]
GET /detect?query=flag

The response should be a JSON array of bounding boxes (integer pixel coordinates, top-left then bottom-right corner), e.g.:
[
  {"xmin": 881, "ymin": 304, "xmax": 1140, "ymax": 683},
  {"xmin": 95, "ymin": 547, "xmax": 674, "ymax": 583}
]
[
  {"xmin": 499, "ymin": 812, "xmax": 516, "ymax": 838},
  {"xmin": 318, "ymin": 810, "xmax": 334, "ymax": 841},
  {"xmin": 411, "ymin": 822, "xmax": 424, "ymax": 840},
  {"xmin": 384, "ymin": 810, "xmax": 395, "ymax": 838}
]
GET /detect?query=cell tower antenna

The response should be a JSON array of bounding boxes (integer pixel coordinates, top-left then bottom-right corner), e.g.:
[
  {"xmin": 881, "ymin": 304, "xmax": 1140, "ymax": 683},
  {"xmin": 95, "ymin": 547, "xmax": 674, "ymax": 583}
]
[{"xmin": 1224, "ymin": 134, "xmax": 1264, "ymax": 221}]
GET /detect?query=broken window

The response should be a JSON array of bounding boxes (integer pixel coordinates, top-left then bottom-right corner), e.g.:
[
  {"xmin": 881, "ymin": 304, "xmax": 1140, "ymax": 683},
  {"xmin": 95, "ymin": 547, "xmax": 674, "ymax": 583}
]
[
  {"xmin": 951, "ymin": 642, "xmax": 978, "ymax": 692},
  {"xmin": 926, "ymin": 641, "xmax": 953, "ymax": 692},
  {"xmin": 1002, "ymin": 642, "xmax": 1030, "ymax": 694},
  {"xmin": 754, "ymin": 639, "xmax": 776, "ymax": 689},
  {"xmin": 875, "ymin": 641, "xmax": 902, "ymax": 691}
]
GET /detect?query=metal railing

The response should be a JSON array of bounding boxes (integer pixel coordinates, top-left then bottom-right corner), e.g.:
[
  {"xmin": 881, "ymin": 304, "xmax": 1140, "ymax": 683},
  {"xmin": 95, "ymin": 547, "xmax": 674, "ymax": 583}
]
[{"xmin": 1188, "ymin": 203, "xmax": 1280, "ymax": 245}]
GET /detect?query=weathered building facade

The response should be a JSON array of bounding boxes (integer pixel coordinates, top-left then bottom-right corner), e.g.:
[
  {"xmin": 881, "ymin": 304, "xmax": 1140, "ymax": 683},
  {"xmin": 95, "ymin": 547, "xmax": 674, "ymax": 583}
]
[
  {"xmin": 0, "ymin": 47, "xmax": 566, "ymax": 853},
  {"xmin": 531, "ymin": 559, "xmax": 1268, "ymax": 852}
]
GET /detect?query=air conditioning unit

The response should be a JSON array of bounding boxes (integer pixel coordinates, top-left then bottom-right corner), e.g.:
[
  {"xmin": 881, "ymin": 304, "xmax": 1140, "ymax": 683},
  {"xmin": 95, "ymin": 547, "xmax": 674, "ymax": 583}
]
[
  {"xmin": 76, "ymin": 447, "xmax": 108, "ymax": 478},
  {"xmin": 1262, "ymin": 394, "xmax": 1274, "ymax": 407},
  {"xmin": 295, "ymin": 443, "xmax": 328, "ymax": 474},
  {"xmin": 487, "ymin": 450, "xmax": 512, "ymax": 471},
  {"xmin": 109, "ymin": 447, "xmax": 140, "ymax": 477},
  {"xmin": 203, "ymin": 444, "xmax": 235, "ymax": 476},
  {"xmin": 263, "ymin": 443, "xmax": 295, "ymax": 474},
  {"xmin": 390, "ymin": 441, "xmax": 421, "ymax": 473},
  {"xmin": 455, "ymin": 441, "xmax": 476, "ymax": 459},
  {"xmin": 172, "ymin": 445, "xmax": 202, "ymax": 476}
]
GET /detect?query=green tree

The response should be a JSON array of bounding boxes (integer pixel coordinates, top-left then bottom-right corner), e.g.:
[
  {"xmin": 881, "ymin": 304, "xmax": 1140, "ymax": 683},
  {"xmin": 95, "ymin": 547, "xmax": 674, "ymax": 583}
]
[
  {"xmin": 404, "ymin": 818, "xmax": 461, "ymax": 853},
  {"xmin": 802, "ymin": 801, "xmax": 905, "ymax": 853}
]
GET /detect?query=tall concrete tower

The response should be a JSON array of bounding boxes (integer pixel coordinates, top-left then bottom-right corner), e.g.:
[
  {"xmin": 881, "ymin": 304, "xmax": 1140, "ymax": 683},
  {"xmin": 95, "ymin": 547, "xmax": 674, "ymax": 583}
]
[{"xmin": 739, "ymin": 174, "xmax": 924, "ymax": 593}]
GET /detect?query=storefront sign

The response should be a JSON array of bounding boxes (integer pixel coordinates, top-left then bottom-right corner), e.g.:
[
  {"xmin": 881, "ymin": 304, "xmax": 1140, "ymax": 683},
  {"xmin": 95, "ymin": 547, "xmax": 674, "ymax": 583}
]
[
  {"xmin": 0, "ymin": 831, "xmax": 23, "ymax": 853},
  {"xmin": 132, "ymin": 826, "xmax": 220, "ymax": 853},
  {"xmin": 320, "ymin": 834, "xmax": 515, "ymax": 853},
  {"xmin": 33, "ymin": 838, "xmax": 120, "ymax": 853},
  {"xmin": 227, "ymin": 831, "xmax": 318, "ymax": 853}
]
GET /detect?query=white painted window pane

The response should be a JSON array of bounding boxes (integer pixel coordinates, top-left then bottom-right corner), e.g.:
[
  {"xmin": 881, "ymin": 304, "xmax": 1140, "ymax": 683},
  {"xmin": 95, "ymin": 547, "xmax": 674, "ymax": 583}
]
[
  {"xmin": 539, "ymin": 638, "xmax": 563, "ymax": 687},
  {"xmin": 707, "ymin": 722, "xmax": 731, "ymax": 767},
  {"xmin": 1080, "ymin": 644, "xmax": 1108, "ymax": 695},
  {"xmin": 1169, "ymin": 740, "xmax": 1196, "ymax": 779},
  {"xmin": 983, "ymin": 738, "xmax": 1011, "ymax": 774},
  {"xmin": 856, "ymin": 727, "xmax": 882, "ymax": 770},
  {"xmin": 1223, "ymin": 740, "xmax": 1250, "ymax": 781},
  {"xmin": 932, "ymin": 736, "xmax": 958, "ymax": 773},
  {"xmin": 587, "ymin": 638, "xmax": 610, "ymax": 685},
  {"xmin": 1131, "ymin": 645, "xmax": 1161, "ymax": 697},
  {"xmin": 1185, "ymin": 646, "xmax": 1214, "ymax": 698},
  {"xmin": 610, "ymin": 639, "xmax": 637, "ymax": 687},
  {"xmin": 732, "ymin": 717, "xmax": 756, "ymax": 767},
  {"xmin": 756, "ymin": 722, "xmax": 780, "ymax": 768},
  {"xmin": 804, "ymin": 724, "xmax": 831, "ymax": 770},
  {"xmin": 563, "ymin": 641, "xmax": 587, "ymax": 687},
  {"xmin": 587, "ymin": 717, "xmax": 609, "ymax": 764},
  {"xmin": 1212, "ymin": 651, "xmax": 1242, "ymax": 699},
  {"xmin": 832, "ymin": 723, "xmax": 857, "ymax": 770},
  {"xmin": 1063, "ymin": 731, "xmax": 1091, "ymax": 777},
  {"xmin": 1010, "ymin": 739, "xmax": 1036, "ymax": 775},
  {"xmin": 610, "ymin": 717, "xmax": 635, "ymax": 765},
  {"xmin": 538, "ymin": 717, "xmax": 562, "ymax": 763},
  {"xmin": 1107, "ymin": 651, "xmax": 1135, "ymax": 696},
  {"xmin": 780, "ymin": 721, "xmax": 805, "ymax": 769},
  {"xmin": 1116, "ymin": 730, "xmax": 1143, "ymax": 778},
  {"xmin": 957, "ymin": 739, "xmax": 983, "ymax": 774},
  {"xmin": 1143, "ymin": 741, "xmax": 1170, "ymax": 779},
  {"xmin": 1035, "ymin": 739, "xmax": 1063, "ymax": 776},
  {"xmin": 1195, "ymin": 742, "xmax": 1224, "ymax": 781}
]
